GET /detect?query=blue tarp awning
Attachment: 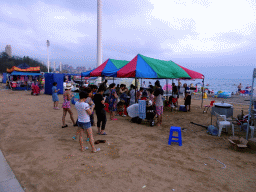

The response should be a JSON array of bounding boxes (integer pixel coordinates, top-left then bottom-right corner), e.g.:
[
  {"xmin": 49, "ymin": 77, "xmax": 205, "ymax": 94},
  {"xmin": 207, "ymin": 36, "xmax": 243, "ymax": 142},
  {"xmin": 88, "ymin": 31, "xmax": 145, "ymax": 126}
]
[{"xmin": 11, "ymin": 71, "xmax": 42, "ymax": 76}]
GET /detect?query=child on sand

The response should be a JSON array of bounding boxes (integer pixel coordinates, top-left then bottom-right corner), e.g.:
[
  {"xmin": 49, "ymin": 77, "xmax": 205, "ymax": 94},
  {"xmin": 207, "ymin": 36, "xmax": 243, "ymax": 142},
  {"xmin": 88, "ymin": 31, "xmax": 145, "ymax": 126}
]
[
  {"xmin": 75, "ymin": 92, "xmax": 99, "ymax": 153},
  {"xmin": 52, "ymin": 82, "xmax": 60, "ymax": 109},
  {"xmin": 62, "ymin": 85, "xmax": 76, "ymax": 128}
]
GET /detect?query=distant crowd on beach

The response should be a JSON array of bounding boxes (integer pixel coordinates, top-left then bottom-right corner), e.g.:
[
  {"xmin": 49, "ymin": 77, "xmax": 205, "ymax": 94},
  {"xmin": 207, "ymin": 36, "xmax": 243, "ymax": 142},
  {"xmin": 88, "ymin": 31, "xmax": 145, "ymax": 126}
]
[{"xmin": 50, "ymin": 79, "xmax": 192, "ymax": 153}]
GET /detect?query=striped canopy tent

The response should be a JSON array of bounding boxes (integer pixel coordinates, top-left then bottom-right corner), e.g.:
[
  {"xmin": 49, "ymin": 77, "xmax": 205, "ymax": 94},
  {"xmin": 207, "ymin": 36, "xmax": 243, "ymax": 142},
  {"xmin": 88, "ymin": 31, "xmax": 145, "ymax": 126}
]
[
  {"xmin": 7, "ymin": 63, "xmax": 40, "ymax": 73},
  {"xmin": 175, "ymin": 63, "xmax": 204, "ymax": 79},
  {"xmin": 116, "ymin": 54, "xmax": 191, "ymax": 79},
  {"xmin": 81, "ymin": 59, "xmax": 129, "ymax": 77}
]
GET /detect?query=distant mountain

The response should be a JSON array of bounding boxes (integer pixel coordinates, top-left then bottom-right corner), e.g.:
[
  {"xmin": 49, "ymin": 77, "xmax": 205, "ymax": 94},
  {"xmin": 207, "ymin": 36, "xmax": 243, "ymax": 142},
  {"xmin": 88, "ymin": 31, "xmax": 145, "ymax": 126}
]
[{"xmin": 0, "ymin": 52, "xmax": 48, "ymax": 73}]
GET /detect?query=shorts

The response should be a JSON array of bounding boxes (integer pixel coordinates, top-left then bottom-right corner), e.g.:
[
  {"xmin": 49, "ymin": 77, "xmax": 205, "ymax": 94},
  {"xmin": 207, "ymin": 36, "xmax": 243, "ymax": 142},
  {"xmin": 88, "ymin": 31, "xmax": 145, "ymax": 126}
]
[
  {"xmin": 156, "ymin": 106, "xmax": 163, "ymax": 116},
  {"xmin": 77, "ymin": 121, "xmax": 91, "ymax": 130}
]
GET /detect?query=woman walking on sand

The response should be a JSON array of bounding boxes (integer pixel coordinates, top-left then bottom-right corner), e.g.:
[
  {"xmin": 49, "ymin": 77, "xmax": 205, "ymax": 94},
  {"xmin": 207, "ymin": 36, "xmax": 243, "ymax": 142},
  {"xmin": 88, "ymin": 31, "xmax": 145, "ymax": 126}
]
[
  {"xmin": 52, "ymin": 82, "xmax": 60, "ymax": 109},
  {"xmin": 154, "ymin": 80, "xmax": 164, "ymax": 126},
  {"xmin": 75, "ymin": 91, "xmax": 100, "ymax": 153},
  {"xmin": 62, "ymin": 85, "xmax": 76, "ymax": 128},
  {"xmin": 108, "ymin": 83, "xmax": 118, "ymax": 120}
]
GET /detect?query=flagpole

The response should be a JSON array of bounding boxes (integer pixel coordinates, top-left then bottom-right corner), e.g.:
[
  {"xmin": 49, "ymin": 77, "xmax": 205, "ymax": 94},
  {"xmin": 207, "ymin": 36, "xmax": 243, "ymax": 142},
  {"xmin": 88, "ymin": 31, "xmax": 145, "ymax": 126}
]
[
  {"xmin": 46, "ymin": 40, "xmax": 50, "ymax": 73},
  {"xmin": 96, "ymin": 0, "xmax": 103, "ymax": 85}
]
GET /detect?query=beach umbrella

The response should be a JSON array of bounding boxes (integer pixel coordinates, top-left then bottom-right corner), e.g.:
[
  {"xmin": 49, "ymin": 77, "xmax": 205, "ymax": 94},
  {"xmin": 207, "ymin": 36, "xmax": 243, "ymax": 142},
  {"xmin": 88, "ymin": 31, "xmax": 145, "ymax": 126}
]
[
  {"xmin": 116, "ymin": 54, "xmax": 191, "ymax": 79},
  {"xmin": 81, "ymin": 59, "xmax": 129, "ymax": 77}
]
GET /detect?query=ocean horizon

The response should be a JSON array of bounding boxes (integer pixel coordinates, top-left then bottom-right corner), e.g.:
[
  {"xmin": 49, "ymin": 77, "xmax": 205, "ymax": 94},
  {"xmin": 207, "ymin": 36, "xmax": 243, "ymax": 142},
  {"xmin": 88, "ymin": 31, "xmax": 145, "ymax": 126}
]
[{"xmin": 111, "ymin": 78, "xmax": 252, "ymax": 94}]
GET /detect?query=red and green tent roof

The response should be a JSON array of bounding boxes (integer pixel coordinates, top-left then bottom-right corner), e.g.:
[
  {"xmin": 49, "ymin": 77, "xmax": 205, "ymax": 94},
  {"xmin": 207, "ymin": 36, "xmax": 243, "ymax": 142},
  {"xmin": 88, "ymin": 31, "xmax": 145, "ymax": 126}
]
[
  {"xmin": 81, "ymin": 59, "xmax": 129, "ymax": 77},
  {"xmin": 116, "ymin": 54, "xmax": 192, "ymax": 79},
  {"xmin": 174, "ymin": 62, "xmax": 204, "ymax": 79}
]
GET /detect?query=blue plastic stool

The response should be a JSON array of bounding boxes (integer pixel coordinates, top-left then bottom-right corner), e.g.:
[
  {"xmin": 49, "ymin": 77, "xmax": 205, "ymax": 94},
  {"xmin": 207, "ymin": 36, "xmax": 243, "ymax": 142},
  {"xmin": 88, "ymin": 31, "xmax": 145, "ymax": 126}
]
[{"xmin": 168, "ymin": 126, "xmax": 182, "ymax": 146}]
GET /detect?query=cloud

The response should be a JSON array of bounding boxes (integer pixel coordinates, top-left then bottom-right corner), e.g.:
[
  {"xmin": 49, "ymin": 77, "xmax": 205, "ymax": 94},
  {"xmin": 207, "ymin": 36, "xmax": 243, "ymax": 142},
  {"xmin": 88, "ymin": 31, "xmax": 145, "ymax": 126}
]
[{"xmin": 147, "ymin": 0, "xmax": 256, "ymax": 54}]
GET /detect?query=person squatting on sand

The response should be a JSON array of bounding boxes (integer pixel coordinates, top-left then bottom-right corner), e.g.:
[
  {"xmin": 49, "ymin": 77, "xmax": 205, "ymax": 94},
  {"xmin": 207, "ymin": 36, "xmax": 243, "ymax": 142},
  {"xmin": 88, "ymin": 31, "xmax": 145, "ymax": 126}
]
[
  {"xmin": 52, "ymin": 82, "xmax": 60, "ymax": 109},
  {"xmin": 94, "ymin": 87, "xmax": 107, "ymax": 135},
  {"xmin": 62, "ymin": 85, "xmax": 76, "ymax": 128},
  {"xmin": 75, "ymin": 91, "xmax": 99, "ymax": 153},
  {"xmin": 154, "ymin": 80, "xmax": 164, "ymax": 126},
  {"xmin": 108, "ymin": 83, "xmax": 118, "ymax": 120}
]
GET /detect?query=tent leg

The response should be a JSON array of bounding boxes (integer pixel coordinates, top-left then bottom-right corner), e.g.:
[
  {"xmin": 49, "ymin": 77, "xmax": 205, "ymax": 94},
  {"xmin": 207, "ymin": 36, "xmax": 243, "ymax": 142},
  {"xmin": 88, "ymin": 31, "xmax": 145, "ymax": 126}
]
[
  {"xmin": 201, "ymin": 78, "xmax": 204, "ymax": 108},
  {"xmin": 166, "ymin": 79, "xmax": 168, "ymax": 98},
  {"xmin": 135, "ymin": 77, "xmax": 137, "ymax": 103},
  {"xmin": 113, "ymin": 77, "xmax": 114, "ymax": 83}
]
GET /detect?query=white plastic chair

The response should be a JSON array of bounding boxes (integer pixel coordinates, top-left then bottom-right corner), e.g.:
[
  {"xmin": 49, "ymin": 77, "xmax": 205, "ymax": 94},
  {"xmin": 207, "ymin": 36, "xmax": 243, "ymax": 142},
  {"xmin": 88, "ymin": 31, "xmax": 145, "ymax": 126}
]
[{"xmin": 214, "ymin": 112, "xmax": 234, "ymax": 137}]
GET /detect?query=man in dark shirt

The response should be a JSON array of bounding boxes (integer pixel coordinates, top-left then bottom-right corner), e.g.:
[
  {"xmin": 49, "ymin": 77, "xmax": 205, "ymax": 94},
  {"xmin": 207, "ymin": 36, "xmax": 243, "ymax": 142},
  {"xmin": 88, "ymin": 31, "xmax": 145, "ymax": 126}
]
[{"xmin": 94, "ymin": 88, "xmax": 107, "ymax": 135}]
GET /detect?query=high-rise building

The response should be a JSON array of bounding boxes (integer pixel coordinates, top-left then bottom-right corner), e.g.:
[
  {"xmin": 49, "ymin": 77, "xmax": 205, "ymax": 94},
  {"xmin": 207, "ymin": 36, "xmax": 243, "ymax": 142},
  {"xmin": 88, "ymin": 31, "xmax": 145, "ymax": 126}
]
[{"xmin": 5, "ymin": 45, "xmax": 12, "ymax": 57}]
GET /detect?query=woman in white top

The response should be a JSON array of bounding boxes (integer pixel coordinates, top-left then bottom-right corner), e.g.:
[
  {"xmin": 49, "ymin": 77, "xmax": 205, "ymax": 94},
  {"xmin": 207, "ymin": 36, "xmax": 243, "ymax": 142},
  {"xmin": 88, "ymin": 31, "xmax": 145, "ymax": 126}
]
[{"xmin": 75, "ymin": 91, "xmax": 99, "ymax": 153}]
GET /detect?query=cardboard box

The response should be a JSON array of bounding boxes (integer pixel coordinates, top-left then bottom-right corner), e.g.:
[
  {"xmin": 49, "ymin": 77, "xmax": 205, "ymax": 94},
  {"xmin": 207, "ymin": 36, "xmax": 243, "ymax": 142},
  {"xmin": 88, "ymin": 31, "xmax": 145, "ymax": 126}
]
[{"xmin": 228, "ymin": 136, "xmax": 248, "ymax": 150}]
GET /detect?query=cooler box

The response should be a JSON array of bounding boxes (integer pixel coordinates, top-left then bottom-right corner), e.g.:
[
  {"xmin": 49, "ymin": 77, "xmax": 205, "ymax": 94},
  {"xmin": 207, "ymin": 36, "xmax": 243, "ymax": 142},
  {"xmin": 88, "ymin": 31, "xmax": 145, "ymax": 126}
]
[
  {"xmin": 179, "ymin": 105, "xmax": 187, "ymax": 112},
  {"xmin": 139, "ymin": 100, "xmax": 146, "ymax": 120}
]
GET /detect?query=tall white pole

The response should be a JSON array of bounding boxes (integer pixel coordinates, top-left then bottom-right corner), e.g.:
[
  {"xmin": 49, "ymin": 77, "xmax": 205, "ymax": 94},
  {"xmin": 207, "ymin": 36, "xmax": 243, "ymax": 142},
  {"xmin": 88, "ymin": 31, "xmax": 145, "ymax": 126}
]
[
  {"xmin": 97, "ymin": 0, "xmax": 103, "ymax": 84},
  {"xmin": 60, "ymin": 62, "xmax": 62, "ymax": 72},
  {"xmin": 46, "ymin": 40, "xmax": 50, "ymax": 73},
  {"xmin": 54, "ymin": 61, "xmax": 56, "ymax": 72},
  {"xmin": 47, "ymin": 47, "xmax": 49, "ymax": 73}
]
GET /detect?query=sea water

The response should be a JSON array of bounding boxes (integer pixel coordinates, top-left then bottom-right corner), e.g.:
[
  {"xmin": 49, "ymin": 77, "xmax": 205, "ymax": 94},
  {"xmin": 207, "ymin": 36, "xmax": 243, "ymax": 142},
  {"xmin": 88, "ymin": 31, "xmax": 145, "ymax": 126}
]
[{"xmin": 110, "ymin": 78, "xmax": 252, "ymax": 94}]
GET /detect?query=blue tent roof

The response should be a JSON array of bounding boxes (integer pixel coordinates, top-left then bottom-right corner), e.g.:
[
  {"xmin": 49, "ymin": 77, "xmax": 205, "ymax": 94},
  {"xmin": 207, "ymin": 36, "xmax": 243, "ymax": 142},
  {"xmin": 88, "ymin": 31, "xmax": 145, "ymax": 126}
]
[
  {"xmin": 17, "ymin": 63, "xmax": 31, "ymax": 69},
  {"xmin": 11, "ymin": 71, "xmax": 42, "ymax": 76}
]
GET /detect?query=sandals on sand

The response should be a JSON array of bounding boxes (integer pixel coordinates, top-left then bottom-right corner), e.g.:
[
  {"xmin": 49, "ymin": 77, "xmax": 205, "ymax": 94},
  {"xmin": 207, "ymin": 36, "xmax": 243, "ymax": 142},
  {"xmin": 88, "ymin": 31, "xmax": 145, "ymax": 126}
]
[
  {"xmin": 110, "ymin": 118, "xmax": 118, "ymax": 121},
  {"xmin": 92, "ymin": 148, "xmax": 101, "ymax": 153},
  {"xmin": 62, "ymin": 124, "xmax": 68, "ymax": 128},
  {"xmin": 97, "ymin": 132, "xmax": 107, "ymax": 135}
]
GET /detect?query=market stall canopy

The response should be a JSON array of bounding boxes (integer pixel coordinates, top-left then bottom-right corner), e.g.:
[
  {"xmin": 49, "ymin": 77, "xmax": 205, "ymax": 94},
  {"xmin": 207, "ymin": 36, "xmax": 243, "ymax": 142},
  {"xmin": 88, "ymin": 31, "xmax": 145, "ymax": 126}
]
[
  {"xmin": 7, "ymin": 63, "xmax": 40, "ymax": 73},
  {"xmin": 11, "ymin": 71, "xmax": 42, "ymax": 76},
  {"xmin": 172, "ymin": 62, "xmax": 204, "ymax": 79},
  {"xmin": 116, "ymin": 54, "xmax": 191, "ymax": 79},
  {"xmin": 81, "ymin": 59, "xmax": 129, "ymax": 77}
]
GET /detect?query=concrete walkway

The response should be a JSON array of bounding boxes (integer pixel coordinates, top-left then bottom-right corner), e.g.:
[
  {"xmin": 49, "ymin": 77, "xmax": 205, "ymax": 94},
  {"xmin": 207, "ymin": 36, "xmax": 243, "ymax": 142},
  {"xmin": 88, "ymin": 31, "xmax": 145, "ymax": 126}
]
[{"xmin": 0, "ymin": 150, "xmax": 24, "ymax": 192}]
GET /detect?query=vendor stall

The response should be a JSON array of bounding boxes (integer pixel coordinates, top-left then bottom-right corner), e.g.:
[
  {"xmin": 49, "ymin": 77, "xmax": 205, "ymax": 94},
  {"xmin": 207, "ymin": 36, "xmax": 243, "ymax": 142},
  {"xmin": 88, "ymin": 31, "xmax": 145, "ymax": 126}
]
[{"xmin": 8, "ymin": 71, "xmax": 42, "ymax": 91}]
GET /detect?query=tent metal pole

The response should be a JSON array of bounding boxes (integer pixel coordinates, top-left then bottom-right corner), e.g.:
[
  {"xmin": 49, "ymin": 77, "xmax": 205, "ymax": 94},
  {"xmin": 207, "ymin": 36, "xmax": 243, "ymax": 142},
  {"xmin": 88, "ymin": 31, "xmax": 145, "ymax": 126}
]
[
  {"xmin": 201, "ymin": 78, "xmax": 204, "ymax": 108},
  {"xmin": 135, "ymin": 77, "xmax": 138, "ymax": 103},
  {"xmin": 113, "ymin": 77, "xmax": 114, "ymax": 83},
  {"xmin": 246, "ymin": 68, "xmax": 255, "ymax": 140},
  {"xmin": 166, "ymin": 79, "xmax": 168, "ymax": 98}
]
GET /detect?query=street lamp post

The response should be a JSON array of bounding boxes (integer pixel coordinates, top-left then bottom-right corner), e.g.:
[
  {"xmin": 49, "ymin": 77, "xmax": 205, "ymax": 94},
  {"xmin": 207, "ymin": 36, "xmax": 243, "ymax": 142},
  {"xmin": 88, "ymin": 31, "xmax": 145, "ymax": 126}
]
[
  {"xmin": 46, "ymin": 40, "xmax": 50, "ymax": 73},
  {"xmin": 96, "ymin": 0, "xmax": 103, "ymax": 85}
]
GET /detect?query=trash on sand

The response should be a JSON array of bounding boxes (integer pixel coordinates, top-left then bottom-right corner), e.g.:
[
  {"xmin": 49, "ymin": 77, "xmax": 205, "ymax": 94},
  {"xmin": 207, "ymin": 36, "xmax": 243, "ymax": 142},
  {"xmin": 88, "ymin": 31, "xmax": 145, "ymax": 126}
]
[
  {"xmin": 172, "ymin": 189, "xmax": 175, "ymax": 191},
  {"xmin": 209, "ymin": 157, "xmax": 226, "ymax": 169},
  {"xmin": 108, "ymin": 142, "xmax": 110, "ymax": 145},
  {"xmin": 142, "ymin": 185, "xmax": 146, "ymax": 188},
  {"xmin": 204, "ymin": 163, "xmax": 207, "ymax": 165},
  {"xmin": 85, "ymin": 147, "xmax": 89, "ymax": 150}
]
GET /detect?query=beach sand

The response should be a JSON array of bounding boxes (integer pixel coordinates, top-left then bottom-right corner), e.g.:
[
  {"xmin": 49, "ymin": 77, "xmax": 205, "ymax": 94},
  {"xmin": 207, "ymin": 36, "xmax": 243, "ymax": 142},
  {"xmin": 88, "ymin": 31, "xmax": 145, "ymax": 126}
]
[{"xmin": 0, "ymin": 89, "xmax": 255, "ymax": 192}]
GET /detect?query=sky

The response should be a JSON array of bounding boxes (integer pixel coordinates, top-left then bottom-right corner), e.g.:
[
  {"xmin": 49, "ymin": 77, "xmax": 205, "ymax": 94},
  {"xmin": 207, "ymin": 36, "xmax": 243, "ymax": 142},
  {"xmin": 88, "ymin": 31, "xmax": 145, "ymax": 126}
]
[{"xmin": 0, "ymin": 0, "xmax": 256, "ymax": 79}]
